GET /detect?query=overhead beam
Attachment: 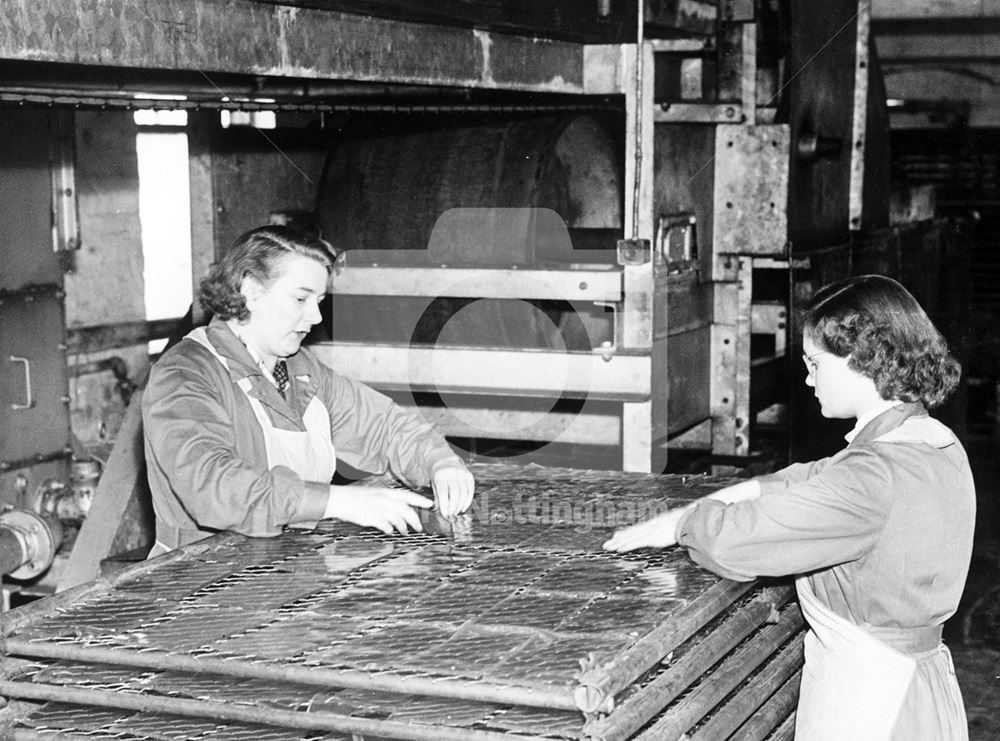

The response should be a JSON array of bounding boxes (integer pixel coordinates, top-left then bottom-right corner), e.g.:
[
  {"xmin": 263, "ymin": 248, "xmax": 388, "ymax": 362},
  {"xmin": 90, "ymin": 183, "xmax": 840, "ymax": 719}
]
[
  {"xmin": 0, "ymin": 0, "xmax": 607, "ymax": 94},
  {"xmin": 254, "ymin": 0, "xmax": 639, "ymax": 44},
  {"xmin": 251, "ymin": 0, "xmax": 718, "ymax": 43},
  {"xmin": 876, "ymin": 32, "xmax": 1000, "ymax": 62},
  {"xmin": 872, "ymin": 0, "xmax": 1000, "ymax": 20}
]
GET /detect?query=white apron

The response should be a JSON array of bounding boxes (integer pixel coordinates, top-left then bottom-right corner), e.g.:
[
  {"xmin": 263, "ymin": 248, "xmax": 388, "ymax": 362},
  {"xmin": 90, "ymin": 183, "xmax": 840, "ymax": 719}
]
[
  {"xmin": 795, "ymin": 576, "xmax": 919, "ymax": 740},
  {"xmin": 151, "ymin": 327, "xmax": 336, "ymax": 555}
]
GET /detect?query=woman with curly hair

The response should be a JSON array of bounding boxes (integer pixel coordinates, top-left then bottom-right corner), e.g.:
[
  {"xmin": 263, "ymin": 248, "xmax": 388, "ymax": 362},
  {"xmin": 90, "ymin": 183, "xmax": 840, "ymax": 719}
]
[
  {"xmin": 605, "ymin": 275, "xmax": 974, "ymax": 740},
  {"xmin": 143, "ymin": 226, "xmax": 474, "ymax": 556}
]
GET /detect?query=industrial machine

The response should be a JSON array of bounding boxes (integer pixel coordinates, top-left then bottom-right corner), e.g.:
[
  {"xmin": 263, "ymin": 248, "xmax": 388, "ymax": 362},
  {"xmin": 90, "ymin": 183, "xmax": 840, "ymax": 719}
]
[
  {"xmin": 0, "ymin": 0, "xmax": 923, "ymax": 497},
  {"xmin": 298, "ymin": 0, "xmax": 902, "ymax": 473}
]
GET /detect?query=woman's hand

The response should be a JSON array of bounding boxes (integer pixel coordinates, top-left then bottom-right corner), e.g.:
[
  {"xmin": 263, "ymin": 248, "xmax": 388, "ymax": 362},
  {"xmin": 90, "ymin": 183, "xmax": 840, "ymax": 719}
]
[
  {"xmin": 431, "ymin": 463, "xmax": 476, "ymax": 517},
  {"xmin": 602, "ymin": 504, "xmax": 695, "ymax": 553},
  {"xmin": 603, "ymin": 481, "xmax": 758, "ymax": 553},
  {"xmin": 325, "ymin": 486, "xmax": 433, "ymax": 534}
]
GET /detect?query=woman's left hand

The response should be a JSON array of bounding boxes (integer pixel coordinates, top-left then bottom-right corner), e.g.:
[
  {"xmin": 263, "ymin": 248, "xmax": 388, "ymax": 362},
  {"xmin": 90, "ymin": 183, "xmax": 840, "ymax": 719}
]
[
  {"xmin": 431, "ymin": 464, "xmax": 476, "ymax": 517},
  {"xmin": 602, "ymin": 504, "xmax": 694, "ymax": 553}
]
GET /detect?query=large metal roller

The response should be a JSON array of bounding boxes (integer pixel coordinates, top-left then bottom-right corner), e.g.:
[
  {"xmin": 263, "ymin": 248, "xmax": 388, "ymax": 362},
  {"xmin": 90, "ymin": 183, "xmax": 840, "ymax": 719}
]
[{"xmin": 314, "ymin": 114, "xmax": 622, "ymax": 350}]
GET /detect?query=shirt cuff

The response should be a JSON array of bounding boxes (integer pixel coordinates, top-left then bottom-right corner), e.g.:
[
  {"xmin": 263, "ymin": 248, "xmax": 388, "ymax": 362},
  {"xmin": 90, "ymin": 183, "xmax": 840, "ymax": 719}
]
[
  {"xmin": 755, "ymin": 473, "xmax": 789, "ymax": 497},
  {"xmin": 675, "ymin": 499, "xmax": 724, "ymax": 544},
  {"xmin": 430, "ymin": 453, "xmax": 467, "ymax": 475},
  {"xmin": 292, "ymin": 480, "xmax": 332, "ymax": 528}
]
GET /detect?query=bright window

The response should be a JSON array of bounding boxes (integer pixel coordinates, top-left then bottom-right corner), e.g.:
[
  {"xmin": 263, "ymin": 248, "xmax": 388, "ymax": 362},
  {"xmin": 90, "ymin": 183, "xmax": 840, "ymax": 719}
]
[{"xmin": 135, "ymin": 125, "xmax": 192, "ymax": 352}]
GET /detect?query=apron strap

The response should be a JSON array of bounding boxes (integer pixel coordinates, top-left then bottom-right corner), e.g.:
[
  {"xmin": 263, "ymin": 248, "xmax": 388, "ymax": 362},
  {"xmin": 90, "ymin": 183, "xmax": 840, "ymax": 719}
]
[
  {"xmin": 798, "ymin": 576, "xmax": 943, "ymax": 656},
  {"xmin": 866, "ymin": 623, "xmax": 943, "ymax": 655}
]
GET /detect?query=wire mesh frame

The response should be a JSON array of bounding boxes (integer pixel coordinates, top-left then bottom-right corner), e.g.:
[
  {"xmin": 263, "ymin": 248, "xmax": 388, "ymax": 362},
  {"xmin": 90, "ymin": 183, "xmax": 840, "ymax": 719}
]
[
  {"xmin": 1, "ymin": 594, "xmax": 804, "ymax": 741},
  {"xmin": 1, "ymin": 463, "xmax": 801, "ymax": 739}
]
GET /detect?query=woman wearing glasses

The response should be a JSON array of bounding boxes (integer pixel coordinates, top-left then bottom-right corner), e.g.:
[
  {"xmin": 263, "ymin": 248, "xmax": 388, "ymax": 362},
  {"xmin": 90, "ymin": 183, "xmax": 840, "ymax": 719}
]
[{"xmin": 605, "ymin": 275, "xmax": 974, "ymax": 740}]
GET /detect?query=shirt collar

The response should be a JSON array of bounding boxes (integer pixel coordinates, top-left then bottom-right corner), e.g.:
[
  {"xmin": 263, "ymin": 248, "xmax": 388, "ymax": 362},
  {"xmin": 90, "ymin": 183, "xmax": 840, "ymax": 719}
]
[
  {"xmin": 225, "ymin": 319, "xmax": 280, "ymax": 388},
  {"xmin": 845, "ymin": 399, "xmax": 904, "ymax": 443}
]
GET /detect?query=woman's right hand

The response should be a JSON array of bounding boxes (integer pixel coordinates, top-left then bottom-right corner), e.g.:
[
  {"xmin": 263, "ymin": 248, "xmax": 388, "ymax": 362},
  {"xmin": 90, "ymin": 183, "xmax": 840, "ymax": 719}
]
[
  {"xmin": 602, "ymin": 504, "xmax": 695, "ymax": 553},
  {"xmin": 325, "ymin": 486, "xmax": 433, "ymax": 534}
]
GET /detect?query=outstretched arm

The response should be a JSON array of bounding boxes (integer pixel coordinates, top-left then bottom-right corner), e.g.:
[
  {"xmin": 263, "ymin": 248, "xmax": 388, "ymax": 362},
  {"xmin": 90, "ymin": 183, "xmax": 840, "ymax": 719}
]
[{"xmin": 603, "ymin": 479, "xmax": 761, "ymax": 552}]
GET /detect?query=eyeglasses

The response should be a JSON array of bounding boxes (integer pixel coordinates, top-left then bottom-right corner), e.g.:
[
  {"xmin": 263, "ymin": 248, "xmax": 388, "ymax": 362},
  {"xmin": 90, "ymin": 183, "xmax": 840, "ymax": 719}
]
[{"xmin": 802, "ymin": 350, "xmax": 831, "ymax": 375}]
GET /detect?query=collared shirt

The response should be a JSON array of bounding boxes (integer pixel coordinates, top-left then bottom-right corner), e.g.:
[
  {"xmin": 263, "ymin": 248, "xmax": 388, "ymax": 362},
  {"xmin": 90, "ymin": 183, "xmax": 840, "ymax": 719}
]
[
  {"xmin": 844, "ymin": 399, "xmax": 903, "ymax": 443},
  {"xmin": 225, "ymin": 319, "xmax": 281, "ymax": 391}
]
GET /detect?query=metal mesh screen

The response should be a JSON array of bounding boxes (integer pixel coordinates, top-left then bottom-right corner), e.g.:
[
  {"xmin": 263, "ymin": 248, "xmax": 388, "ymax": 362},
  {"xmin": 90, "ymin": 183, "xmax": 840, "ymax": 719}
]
[{"xmin": 2, "ymin": 463, "xmax": 800, "ymax": 740}]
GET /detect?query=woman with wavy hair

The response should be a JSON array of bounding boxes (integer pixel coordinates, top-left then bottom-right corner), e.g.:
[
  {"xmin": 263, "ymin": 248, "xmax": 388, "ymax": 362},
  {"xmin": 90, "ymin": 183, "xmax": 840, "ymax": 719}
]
[
  {"xmin": 143, "ymin": 226, "xmax": 474, "ymax": 557},
  {"xmin": 606, "ymin": 275, "xmax": 974, "ymax": 740}
]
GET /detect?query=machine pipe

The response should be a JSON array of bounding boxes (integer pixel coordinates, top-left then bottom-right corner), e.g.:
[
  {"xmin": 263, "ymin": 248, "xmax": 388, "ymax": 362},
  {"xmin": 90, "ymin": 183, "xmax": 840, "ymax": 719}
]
[
  {"xmin": 1, "ymin": 638, "xmax": 579, "ymax": 712},
  {"xmin": 0, "ymin": 509, "xmax": 62, "ymax": 580},
  {"xmin": 0, "ymin": 529, "xmax": 25, "ymax": 577},
  {"xmin": 629, "ymin": 0, "xmax": 645, "ymax": 240},
  {"xmin": 0, "ymin": 91, "xmax": 615, "ymax": 115},
  {"xmin": 0, "ymin": 680, "xmax": 541, "ymax": 741},
  {"xmin": 796, "ymin": 132, "xmax": 843, "ymax": 162},
  {"xmin": 0, "ymin": 450, "xmax": 71, "ymax": 474}
]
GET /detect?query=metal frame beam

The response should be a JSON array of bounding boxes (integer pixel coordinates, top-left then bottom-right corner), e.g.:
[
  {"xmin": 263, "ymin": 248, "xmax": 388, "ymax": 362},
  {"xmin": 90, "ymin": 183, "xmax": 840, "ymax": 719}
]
[
  {"xmin": 330, "ymin": 266, "xmax": 623, "ymax": 302},
  {"xmin": 311, "ymin": 343, "xmax": 651, "ymax": 400},
  {"xmin": 394, "ymin": 403, "xmax": 623, "ymax": 446},
  {"xmin": 1, "ymin": 0, "xmax": 609, "ymax": 94}
]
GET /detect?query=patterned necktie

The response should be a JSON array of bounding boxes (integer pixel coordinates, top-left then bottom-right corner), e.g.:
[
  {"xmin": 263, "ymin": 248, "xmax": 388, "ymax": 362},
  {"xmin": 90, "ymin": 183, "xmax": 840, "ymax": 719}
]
[{"xmin": 273, "ymin": 360, "xmax": 289, "ymax": 399}]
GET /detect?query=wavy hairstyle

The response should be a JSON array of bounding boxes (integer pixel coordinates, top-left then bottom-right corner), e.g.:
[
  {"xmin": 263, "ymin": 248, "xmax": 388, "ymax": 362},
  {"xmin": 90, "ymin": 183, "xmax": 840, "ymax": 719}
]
[
  {"xmin": 199, "ymin": 226, "xmax": 335, "ymax": 321},
  {"xmin": 802, "ymin": 274, "xmax": 960, "ymax": 408}
]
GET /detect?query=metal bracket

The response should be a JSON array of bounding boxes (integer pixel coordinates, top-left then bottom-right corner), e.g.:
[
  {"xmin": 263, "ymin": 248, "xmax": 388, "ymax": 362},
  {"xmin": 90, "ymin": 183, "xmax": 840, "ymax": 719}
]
[
  {"xmin": 592, "ymin": 301, "xmax": 619, "ymax": 362},
  {"xmin": 51, "ymin": 110, "xmax": 80, "ymax": 253},
  {"xmin": 0, "ymin": 449, "xmax": 73, "ymax": 474},
  {"xmin": 656, "ymin": 213, "xmax": 698, "ymax": 267},
  {"xmin": 616, "ymin": 239, "xmax": 650, "ymax": 266}
]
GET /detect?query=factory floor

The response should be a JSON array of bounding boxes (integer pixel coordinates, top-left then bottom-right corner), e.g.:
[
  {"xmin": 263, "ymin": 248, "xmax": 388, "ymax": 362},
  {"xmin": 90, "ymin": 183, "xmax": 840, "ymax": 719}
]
[{"xmin": 950, "ymin": 432, "xmax": 1000, "ymax": 741}]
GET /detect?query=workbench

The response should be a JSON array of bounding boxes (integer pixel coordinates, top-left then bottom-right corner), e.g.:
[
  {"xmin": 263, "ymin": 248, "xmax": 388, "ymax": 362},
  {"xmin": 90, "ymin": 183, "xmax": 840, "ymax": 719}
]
[{"xmin": 0, "ymin": 463, "xmax": 804, "ymax": 740}]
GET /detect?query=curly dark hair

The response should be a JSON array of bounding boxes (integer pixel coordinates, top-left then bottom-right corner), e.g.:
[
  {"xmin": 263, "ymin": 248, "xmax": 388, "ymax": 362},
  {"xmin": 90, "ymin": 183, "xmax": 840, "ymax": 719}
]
[
  {"xmin": 802, "ymin": 275, "xmax": 961, "ymax": 408},
  {"xmin": 199, "ymin": 226, "xmax": 335, "ymax": 321}
]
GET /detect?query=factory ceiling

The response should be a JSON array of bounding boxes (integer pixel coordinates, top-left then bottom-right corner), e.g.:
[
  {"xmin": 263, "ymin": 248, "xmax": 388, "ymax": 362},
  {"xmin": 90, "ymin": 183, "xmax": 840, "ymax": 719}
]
[{"xmin": 1, "ymin": 0, "xmax": 1000, "ymax": 124}]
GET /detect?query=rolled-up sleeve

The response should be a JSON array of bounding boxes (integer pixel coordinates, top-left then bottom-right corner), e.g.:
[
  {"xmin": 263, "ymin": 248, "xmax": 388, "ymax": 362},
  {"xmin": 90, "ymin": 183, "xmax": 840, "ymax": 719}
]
[{"xmin": 676, "ymin": 448, "xmax": 892, "ymax": 581}]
